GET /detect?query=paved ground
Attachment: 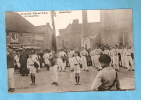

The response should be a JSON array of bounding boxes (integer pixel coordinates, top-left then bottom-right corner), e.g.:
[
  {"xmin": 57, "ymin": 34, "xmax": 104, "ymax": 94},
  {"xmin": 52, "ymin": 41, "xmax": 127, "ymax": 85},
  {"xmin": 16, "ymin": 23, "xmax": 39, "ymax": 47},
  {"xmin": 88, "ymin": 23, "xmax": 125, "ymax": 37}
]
[{"xmin": 10, "ymin": 66, "xmax": 135, "ymax": 93}]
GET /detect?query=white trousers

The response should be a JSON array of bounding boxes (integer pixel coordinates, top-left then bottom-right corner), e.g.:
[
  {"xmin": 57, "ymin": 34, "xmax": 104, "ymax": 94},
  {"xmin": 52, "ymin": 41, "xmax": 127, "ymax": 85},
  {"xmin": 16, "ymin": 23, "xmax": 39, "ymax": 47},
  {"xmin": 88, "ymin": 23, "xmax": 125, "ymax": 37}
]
[
  {"xmin": 110, "ymin": 56, "xmax": 113, "ymax": 67},
  {"xmin": 51, "ymin": 65, "xmax": 58, "ymax": 82},
  {"xmin": 69, "ymin": 57, "xmax": 74, "ymax": 70},
  {"xmin": 121, "ymin": 55, "xmax": 125, "ymax": 67},
  {"xmin": 125, "ymin": 56, "xmax": 134, "ymax": 70},
  {"xmin": 91, "ymin": 56, "xmax": 95, "ymax": 66},
  {"xmin": 95, "ymin": 55, "xmax": 102, "ymax": 69},
  {"xmin": 37, "ymin": 61, "xmax": 40, "ymax": 70},
  {"xmin": 113, "ymin": 55, "xmax": 119, "ymax": 70},
  {"xmin": 8, "ymin": 68, "xmax": 14, "ymax": 88},
  {"xmin": 81, "ymin": 56, "xmax": 88, "ymax": 70},
  {"xmin": 58, "ymin": 58, "xmax": 65, "ymax": 70}
]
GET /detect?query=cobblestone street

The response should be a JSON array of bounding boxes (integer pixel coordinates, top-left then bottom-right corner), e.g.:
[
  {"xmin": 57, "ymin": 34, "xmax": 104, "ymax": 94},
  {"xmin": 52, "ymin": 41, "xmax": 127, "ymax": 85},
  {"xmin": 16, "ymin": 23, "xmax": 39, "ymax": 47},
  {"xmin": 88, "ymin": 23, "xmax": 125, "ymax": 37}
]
[{"xmin": 11, "ymin": 66, "xmax": 135, "ymax": 93}]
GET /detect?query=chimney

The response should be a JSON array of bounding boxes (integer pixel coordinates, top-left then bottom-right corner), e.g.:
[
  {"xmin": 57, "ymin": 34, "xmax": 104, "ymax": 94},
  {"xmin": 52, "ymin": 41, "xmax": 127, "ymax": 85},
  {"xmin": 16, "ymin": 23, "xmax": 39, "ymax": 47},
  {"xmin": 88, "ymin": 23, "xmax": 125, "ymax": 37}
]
[
  {"xmin": 46, "ymin": 23, "xmax": 50, "ymax": 26},
  {"xmin": 82, "ymin": 10, "xmax": 88, "ymax": 24},
  {"xmin": 73, "ymin": 19, "xmax": 79, "ymax": 24}
]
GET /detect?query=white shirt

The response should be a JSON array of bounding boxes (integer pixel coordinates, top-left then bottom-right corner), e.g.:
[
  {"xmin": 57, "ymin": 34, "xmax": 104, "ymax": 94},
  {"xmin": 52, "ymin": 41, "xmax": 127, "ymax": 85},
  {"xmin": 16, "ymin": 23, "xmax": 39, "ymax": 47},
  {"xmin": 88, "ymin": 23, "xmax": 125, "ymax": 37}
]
[
  {"xmin": 103, "ymin": 50, "xmax": 110, "ymax": 55},
  {"xmin": 43, "ymin": 53, "xmax": 50, "ymax": 59},
  {"xmin": 119, "ymin": 49, "xmax": 125, "ymax": 55},
  {"xmin": 32, "ymin": 54, "xmax": 39, "ymax": 61},
  {"xmin": 72, "ymin": 56, "xmax": 81, "ymax": 65},
  {"xmin": 14, "ymin": 55, "xmax": 20, "ymax": 63},
  {"xmin": 124, "ymin": 49, "xmax": 132, "ymax": 56},
  {"xmin": 80, "ymin": 50, "xmax": 88, "ymax": 56},
  {"xmin": 90, "ymin": 50, "xmax": 95, "ymax": 56},
  {"xmin": 27, "ymin": 57, "xmax": 38, "ymax": 68},
  {"xmin": 59, "ymin": 51, "xmax": 67, "ymax": 57},
  {"xmin": 111, "ymin": 49, "xmax": 119, "ymax": 55},
  {"xmin": 68, "ymin": 51, "xmax": 74, "ymax": 57},
  {"xmin": 95, "ymin": 49, "xmax": 102, "ymax": 55},
  {"xmin": 43, "ymin": 53, "xmax": 50, "ymax": 64}
]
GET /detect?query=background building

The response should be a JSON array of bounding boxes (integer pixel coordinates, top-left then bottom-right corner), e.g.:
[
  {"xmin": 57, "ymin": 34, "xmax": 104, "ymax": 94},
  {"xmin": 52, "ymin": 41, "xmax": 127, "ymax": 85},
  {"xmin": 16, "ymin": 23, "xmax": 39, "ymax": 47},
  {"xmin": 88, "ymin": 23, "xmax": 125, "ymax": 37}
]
[
  {"xmin": 6, "ymin": 12, "xmax": 53, "ymax": 50},
  {"xmin": 57, "ymin": 20, "xmax": 82, "ymax": 49},
  {"xmin": 57, "ymin": 9, "xmax": 133, "ymax": 50},
  {"xmin": 83, "ymin": 9, "xmax": 132, "ymax": 48}
]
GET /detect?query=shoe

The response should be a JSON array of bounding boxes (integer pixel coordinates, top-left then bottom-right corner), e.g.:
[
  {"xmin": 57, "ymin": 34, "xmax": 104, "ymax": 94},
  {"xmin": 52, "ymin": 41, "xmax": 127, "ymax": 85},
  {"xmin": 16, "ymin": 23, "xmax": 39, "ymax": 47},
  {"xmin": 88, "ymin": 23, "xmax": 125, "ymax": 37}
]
[
  {"xmin": 55, "ymin": 82, "xmax": 59, "ymax": 86},
  {"xmin": 74, "ymin": 83, "xmax": 77, "ymax": 85},
  {"xmin": 10, "ymin": 88, "xmax": 14, "ymax": 92},
  {"xmin": 128, "ymin": 69, "xmax": 131, "ymax": 71},
  {"xmin": 78, "ymin": 83, "xmax": 81, "ymax": 85},
  {"xmin": 132, "ymin": 69, "xmax": 134, "ymax": 71},
  {"xmin": 86, "ymin": 70, "xmax": 89, "ymax": 72},
  {"xmin": 97, "ymin": 69, "xmax": 100, "ymax": 71},
  {"xmin": 8, "ymin": 88, "xmax": 11, "ymax": 91},
  {"xmin": 33, "ymin": 83, "xmax": 37, "ymax": 86},
  {"xmin": 51, "ymin": 82, "xmax": 55, "ymax": 85}
]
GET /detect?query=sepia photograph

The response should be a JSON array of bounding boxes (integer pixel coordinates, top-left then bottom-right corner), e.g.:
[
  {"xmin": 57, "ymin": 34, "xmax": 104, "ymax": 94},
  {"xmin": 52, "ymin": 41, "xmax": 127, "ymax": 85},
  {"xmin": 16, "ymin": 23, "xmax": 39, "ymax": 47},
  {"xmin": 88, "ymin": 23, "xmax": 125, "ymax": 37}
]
[{"xmin": 6, "ymin": 9, "xmax": 135, "ymax": 93}]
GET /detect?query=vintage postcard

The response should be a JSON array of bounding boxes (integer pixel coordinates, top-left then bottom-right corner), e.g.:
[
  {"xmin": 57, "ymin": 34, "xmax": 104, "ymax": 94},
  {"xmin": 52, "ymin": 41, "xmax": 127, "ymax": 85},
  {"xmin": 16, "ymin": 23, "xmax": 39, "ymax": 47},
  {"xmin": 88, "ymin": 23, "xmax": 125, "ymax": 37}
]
[{"xmin": 6, "ymin": 9, "xmax": 135, "ymax": 93}]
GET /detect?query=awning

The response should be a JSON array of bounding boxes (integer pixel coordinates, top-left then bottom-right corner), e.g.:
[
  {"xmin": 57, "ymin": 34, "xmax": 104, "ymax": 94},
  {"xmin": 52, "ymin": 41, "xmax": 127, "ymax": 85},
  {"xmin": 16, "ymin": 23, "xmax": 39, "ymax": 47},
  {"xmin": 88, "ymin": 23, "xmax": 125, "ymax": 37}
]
[{"xmin": 24, "ymin": 46, "xmax": 41, "ymax": 50}]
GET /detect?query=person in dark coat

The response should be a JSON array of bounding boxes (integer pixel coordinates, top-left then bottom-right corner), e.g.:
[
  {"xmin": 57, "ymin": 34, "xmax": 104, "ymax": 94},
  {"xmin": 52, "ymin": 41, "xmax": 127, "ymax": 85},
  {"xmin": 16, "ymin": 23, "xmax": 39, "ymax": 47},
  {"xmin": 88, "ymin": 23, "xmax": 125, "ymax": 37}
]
[
  {"xmin": 87, "ymin": 48, "xmax": 92, "ymax": 66},
  {"xmin": 7, "ymin": 49, "xmax": 16, "ymax": 92},
  {"xmin": 38, "ymin": 51, "xmax": 44, "ymax": 68},
  {"xmin": 19, "ymin": 49, "xmax": 29, "ymax": 76}
]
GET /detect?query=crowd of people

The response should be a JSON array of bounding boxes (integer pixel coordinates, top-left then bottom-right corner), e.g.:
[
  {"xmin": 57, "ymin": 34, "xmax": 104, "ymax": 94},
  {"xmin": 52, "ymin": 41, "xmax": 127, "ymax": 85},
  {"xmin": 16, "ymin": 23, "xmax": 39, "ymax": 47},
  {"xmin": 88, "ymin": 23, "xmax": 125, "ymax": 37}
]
[{"xmin": 7, "ymin": 44, "xmax": 134, "ymax": 92}]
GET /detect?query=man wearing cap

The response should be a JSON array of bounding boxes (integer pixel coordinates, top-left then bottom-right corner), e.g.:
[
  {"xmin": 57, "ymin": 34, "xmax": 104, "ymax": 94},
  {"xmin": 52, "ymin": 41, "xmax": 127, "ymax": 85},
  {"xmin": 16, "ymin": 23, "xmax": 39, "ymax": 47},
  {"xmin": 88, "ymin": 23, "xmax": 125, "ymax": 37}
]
[
  {"xmin": 90, "ymin": 47, "xmax": 95, "ymax": 67},
  {"xmin": 58, "ymin": 49, "xmax": 67, "ymax": 72},
  {"xmin": 124, "ymin": 46, "xmax": 134, "ymax": 71},
  {"xmin": 111, "ymin": 45, "xmax": 120, "ymax": 71},
  {"xmin": 80, "ymin": 47, "xmax": 89, "ymax": 71},
  {"xmin": 72, "ymin": 51, "xmax": 82, "ymax": 85},
  {"xmin": 109, "ymin": 47, "xmax": 113, "ymax": 67},
  {"xmin": 103, "ymin": 47, "xmax": 110, "ymax": 56},
  {"xmin": 7, "ymin": 49, "xmax": 16, "ymax": 92},
  {"xmin": 95, "ymin": 46, "xmax": 103, "ymax": 71},
  {"xmin": 43, "ymin": 49, "xmax": 51, "ymax": 71},
  {"xmin": 91, "ymin": 54, "xmax": 121, "ymax": 91},
  {"xmin": 51, "ymin": 53, "xmax": 59, "ymax": 86},
  {"xmin": 68, "ymin": 49, "xmax": 75, "ymax": 71},
  {"xmin": 119, "ymin": 46, "xmax": 125, "ymax": 68}
]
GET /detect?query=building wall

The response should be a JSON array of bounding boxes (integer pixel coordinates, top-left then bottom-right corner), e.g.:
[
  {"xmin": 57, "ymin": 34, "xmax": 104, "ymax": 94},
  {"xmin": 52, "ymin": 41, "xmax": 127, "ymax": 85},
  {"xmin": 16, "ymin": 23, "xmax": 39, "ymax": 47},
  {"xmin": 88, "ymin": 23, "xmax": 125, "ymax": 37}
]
[
  {"xmin": 57, "ymin": 33, "xmax": 81, "ymax": 49},
  {"xmin": 43, "ymin": 25, "xmax": 53, "ymax": 50},
  {"xmin": 100, "ymin": 9, "xmax": 132, "ymax": 47},
  {"xmin": 82, "ymin": 9, "xmax": 133, "ymax": 48},
  {"xmin": 57, "ymin": 19, "xmax": 82, "ymax": 50}
]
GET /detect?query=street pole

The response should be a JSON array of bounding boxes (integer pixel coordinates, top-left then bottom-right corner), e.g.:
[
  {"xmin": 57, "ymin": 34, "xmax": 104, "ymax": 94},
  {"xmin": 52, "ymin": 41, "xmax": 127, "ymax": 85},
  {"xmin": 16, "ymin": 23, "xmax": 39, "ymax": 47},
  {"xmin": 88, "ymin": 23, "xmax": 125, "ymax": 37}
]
[
  {"xmin": 123, "ymin": 33, "xmax": 125, "ymax": 45},
  {"xmin": 51, "ymin": 11, "xmax": 57, "ymax": 52}
]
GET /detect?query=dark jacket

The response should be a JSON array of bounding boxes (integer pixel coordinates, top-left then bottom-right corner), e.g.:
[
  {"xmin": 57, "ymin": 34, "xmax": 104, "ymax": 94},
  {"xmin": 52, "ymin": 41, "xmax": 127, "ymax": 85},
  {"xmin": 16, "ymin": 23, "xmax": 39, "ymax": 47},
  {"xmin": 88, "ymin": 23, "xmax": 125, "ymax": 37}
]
[
  {"xmin": 19, "ymin": 52, "xmax": 29, "ymax": 68},
  {"xmin": 7, "ymin": 53, "xmax": 15, "ymax": 68}
]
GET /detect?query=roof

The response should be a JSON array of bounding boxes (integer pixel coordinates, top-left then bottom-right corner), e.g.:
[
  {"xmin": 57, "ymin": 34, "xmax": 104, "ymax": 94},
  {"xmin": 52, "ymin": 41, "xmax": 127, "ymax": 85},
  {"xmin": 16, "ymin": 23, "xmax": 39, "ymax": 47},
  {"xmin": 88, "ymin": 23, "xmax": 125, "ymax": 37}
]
[
  {"xmin": 6, "ymin": 12, "xmax": 53, "ymax": 34},
  {"xmin": 6, "ymin": 12, "xmax": 34, "ymax": 33},
  {"xmin": 58, "ymin": 20, "xmax": 82, "ymax": 36}
]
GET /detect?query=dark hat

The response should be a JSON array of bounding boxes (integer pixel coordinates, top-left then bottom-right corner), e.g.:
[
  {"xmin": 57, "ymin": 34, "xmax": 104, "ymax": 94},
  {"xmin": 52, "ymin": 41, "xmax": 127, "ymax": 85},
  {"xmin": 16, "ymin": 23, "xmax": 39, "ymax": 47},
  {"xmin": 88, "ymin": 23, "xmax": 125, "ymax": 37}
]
[
  {"xmin": 74, "ymin": 51, "xmax": 79, "ymax": 54},
  {"xmin": 29, "ymin": 52, "xmax": 34, "ymax": 55},
  {"xmin": 99, "ymin": 54, "xmax": 111, "ymax": 64}
]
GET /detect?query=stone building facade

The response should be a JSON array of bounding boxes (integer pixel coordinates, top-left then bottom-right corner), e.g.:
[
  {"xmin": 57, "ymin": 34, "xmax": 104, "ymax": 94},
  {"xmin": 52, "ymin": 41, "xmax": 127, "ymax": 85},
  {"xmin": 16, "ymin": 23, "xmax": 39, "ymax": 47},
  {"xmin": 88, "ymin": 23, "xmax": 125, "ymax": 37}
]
[{"xmin": 6, "ymin": 12, "xmax": 53, "ymax": 50}]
